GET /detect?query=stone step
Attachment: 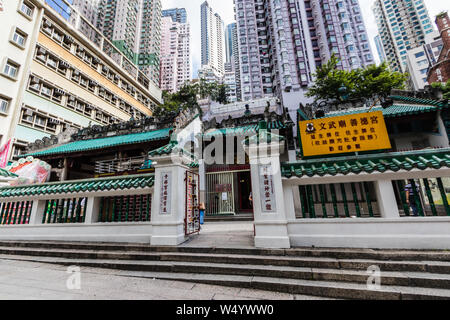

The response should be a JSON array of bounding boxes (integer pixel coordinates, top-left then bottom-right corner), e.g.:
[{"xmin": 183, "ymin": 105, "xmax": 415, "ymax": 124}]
[
  {"xmin": 1, "ymin": 246, "xmax": 450, "ymax": 275},
  {"xmin": 2, "ymin": 251, "xmax": 450, "ymax": 290},
  {"xmin": 1, "ymin": 254, "xmax": 450, "ymax": 300},
  {"xmin": 204, "ymin": 215, "xmax": 254, "ymax": 222},
  {"xmin": 128, "ymin": 272, "xmax": 450, "ymax": 300},
  {"xmin": 1, "ymin": 241, "xmax": 450, "ymax": 262}
]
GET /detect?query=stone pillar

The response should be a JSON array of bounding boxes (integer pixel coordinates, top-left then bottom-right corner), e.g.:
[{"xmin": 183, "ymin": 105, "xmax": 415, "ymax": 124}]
[
  {"xmin": 374, "ymin": 180, "xmax": 400, "ymax": 218},
  {"xmin": 283, "ymin": 184, "xmax": 296, "ymax": 221},
  {"xmin": 60, "ymin": 158, "xmax": 69, "ymax": 182},
  {"xmin": 150, "ymin": 153, "xmax": 192, "ymax": 246},
  {"xmin": 199, "ymin": 159, "xmax": 206, "ymax": 204},
  {"xmin": 245, "ymin": 130, "xmax": 291, "ymax": 249},
  {"xmin": 84, "ymin": 197, "xmax": 101, "ymax": 224},
  {"xmin": 28, "ymin": 200, "xmax": 47, "ymax": 225}
]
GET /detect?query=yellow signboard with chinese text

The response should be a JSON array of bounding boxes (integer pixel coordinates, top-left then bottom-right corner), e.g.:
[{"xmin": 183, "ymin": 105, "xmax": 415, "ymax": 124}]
[{"xmin": 299, "ymin": 111, "xmax": 391, "ymax": 157}]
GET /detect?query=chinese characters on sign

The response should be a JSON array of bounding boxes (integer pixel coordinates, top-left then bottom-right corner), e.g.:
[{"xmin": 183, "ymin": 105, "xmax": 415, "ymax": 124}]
[
  {"xmin": 259, "ymin": 165, "xmax": 277, "ymax": 213},
  {"xmin": 160, "ymin": 172, "xmax": 172, "ymax": 215},
  {"xmin": 185, "ymin": 172, "xmax": 200, "ymax": 235},
  {"xmin": 299, "ymin": 111, "xmax": 391, "ymax": 157}
]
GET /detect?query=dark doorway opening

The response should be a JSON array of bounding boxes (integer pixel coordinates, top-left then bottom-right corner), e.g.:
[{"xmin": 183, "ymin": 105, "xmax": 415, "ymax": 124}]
[{"xmin": 238, "ymin": 171, "xmax": 253, "ymax": 214}]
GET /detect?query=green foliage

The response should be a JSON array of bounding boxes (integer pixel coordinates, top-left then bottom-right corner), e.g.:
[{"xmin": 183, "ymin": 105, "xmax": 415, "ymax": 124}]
[
  {"xmin": 306, "ymin": 55, "xmax": 408, "ymax": 102},
  {"xmin": 154, "ymin": 80, "xmax": 229, "ymax": 118},
  {"xmin": 431, "ymin": 81, "xmax": 450, "ymax": 100}
]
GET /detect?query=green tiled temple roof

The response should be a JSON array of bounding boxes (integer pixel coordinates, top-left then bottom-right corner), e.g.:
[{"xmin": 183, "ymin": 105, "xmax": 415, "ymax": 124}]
[
  {"xmin": 0, "ymin": 174, "xmax": 155, "ymax": 198},
  {"xmin": 148, "ymin": 141, "xmax": 197, "ymax": 168},
  {"xmin": 322, "ymin": 104, "xmax": 438, "ymax": 119},
  {"xmin": 389, "ymin": 95, "xmax": 448, "ymax": 107},
  {"xmin": 282, "ymin": 149, "xmax": 450, "ymax": 178},
  {"xmin": 148, "ymin": 141, "xmax": 179, "ymax": 157},
  {"xmin": 203, "ymin": 121, "xmax": 289, "ymax": 138},
  {"xmin": 24, "ymin": 127, "xmax": 173, "ymax": 158},
  {"xmin": 243, "ymin": 129, "xmax": 285, "ymax": 146},
  {"xmin": 0, "ymin": 168, "xmax": 18, "ymax": 179}
]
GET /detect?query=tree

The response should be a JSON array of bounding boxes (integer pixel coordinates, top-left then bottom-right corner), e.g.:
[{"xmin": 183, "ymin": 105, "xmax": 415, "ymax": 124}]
[
  {"xmin": 306, "ymin": 54, "xmax": 408, "ymax": 102},
  {"xmin": 153, "ymin": 80, "xmax": 229, "ymax": 118},
  {"xmin": 211, "ymin": 83, "xmax": 228, "ymax": 104},
  {"xmin": 431, "ymin": 81, "xmax": 450, "ymax": 100}
]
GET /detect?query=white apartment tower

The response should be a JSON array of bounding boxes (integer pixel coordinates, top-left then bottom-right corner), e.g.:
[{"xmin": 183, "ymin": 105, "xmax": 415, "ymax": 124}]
[
  {"xmin": 160, "ymin": 13, "xmax": 191, "ymax": 93},
  {"xmin": 373, "ymin": 0, "xmax": 434, "ymax": 72},
  {"xmin": 200, "ymin": 1, "xmax": 225, "ymax": 80}
]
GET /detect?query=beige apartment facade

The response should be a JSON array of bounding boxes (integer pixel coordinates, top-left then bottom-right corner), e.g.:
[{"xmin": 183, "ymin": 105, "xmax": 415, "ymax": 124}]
[{"xmin": 0, "ymin": 0, "xmax": 162, "ymax": 159}]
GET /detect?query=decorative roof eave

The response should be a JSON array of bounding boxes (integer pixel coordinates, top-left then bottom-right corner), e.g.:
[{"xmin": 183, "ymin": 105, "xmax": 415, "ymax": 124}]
[
  {"xmin": 0, "ymin": 168, "xmax": 18, "ymax": 179},
  {"xmin": 321, "ymin": 104, "xmax": 438, "ymax": 120},
  {"xmin": 282, "ymin": 149, "xmax": 450, "ymax": 184},
  {"xmin": 282, "ymin": 167, "xmax": 450, "ymax": 186},
  {"xmin": 148, "ymin": 141, "xmax": 198, "ymax": 167},
  {"xmin": 0, "ymin": 173, "xmax": 155, "ymax": 200},
  {"xmin": 242, "ymin": 129, "xmax": 286, "ymax": 147},
  {"xmin": 389, "ymin": 95, "xmax": 449, "ymax": 108},
  {"xmin": 203, "ymin": 120, "xmax": 293, "ymax": 138},
  {"xmin": 22, "ymin": 127, "xmax": 173, "ymax": 159}
]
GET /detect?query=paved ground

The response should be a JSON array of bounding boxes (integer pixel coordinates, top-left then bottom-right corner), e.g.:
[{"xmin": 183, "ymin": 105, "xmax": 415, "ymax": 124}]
[
  {"xmin": 182, "ymin": 222, "xmax": 255, "ymax": 248},
  {"xmin": 0, "ymin": 258, "xmax": 324, "ymax": 300}
]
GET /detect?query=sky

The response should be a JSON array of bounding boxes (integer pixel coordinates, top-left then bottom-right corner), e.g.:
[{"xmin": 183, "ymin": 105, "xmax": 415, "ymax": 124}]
[{"xmin": 162, "ymin": 0, "xmax": 450, "ymax": 78}]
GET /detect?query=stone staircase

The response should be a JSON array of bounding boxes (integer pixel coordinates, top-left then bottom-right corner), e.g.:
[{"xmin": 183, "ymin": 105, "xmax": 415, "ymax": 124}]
[{"xmin": 0, "ymin": 241, "xmax": 450, "ymax": 299}]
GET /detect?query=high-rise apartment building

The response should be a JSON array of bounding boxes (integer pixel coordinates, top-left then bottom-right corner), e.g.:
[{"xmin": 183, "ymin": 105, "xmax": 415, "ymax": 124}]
[
  {"xmin": 406, "ymin": 31, "xmax": 443, "ymax": 90},
  {"xmin": 160, "ymin": 11, "xmax": 191, "ymax": 93},
  {"xmin": 375, "ymin": 35, "xmax": 387, "ymax": 62},
  {"xmin": 373, "ymin": 0, "xmax": 434, "ymax": 73},
  {"xmin": 234, "ymin": 0, "xmax": 374, "ymax": 119},
  {"xmin": 428, "ymin": 12, "xmax": 450, "ymax": 85},
  {"xmin": 138, "ymin": 0, "xmax": 162, "ymax": 85},
  {"xmin": 0, "ymin": 0, "xmax": 161, "ymax": 159},
  {"xmin": 95, "ymin": 0, "xmax": 161, "ymax": 86},
  {"xmin": 224, "ymin": 62, "xmax": 238, "ymax": 103},
  {"xmin": 200, "ymin": 1, "xmax": 225, "ymax": 80},
  {"xmin": 162, "ymin": 7, "xmax": 187, "ymax": 24},
  {"xmin": 225, "ymin": 23, "xmax": 235, "ymax": 64},
  {"xmin": 225, "ymin": 22, "xmax": 241, "ymax": 101}
]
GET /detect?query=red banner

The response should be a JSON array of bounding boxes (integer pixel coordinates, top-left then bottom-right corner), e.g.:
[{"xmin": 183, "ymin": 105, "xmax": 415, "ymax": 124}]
[{"xmin": 0, "ymin": 139, "xmax": 11, "ymax": 168}]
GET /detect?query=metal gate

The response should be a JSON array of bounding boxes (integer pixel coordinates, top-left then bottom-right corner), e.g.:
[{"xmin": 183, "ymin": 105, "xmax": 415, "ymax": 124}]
[
  {"xmin": 205, "ymin": 172, "xmax": 235, "ymax": 215},
  {"xmin": 185, "ymin": 171, "xmax": 201, "ymax": 235}
]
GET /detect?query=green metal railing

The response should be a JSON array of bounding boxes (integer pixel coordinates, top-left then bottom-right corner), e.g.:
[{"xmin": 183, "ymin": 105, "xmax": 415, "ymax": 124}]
[
  {"xmin": 394, "ymin": 178, "xmax": 450, "ymax": 217},
  {"xmin": 297, "ymin": 178, "xmax": 450, "ymax": 219},
  {"xmin": 0, "ymin": 201, "xmax": 32, "ymax": 225},
  {"xmin": 298, "ymin": 182, "xmax": 376, "ymax": 218},
  {"xmin": 99, "ymin": 194, "xmax": 152, "ymax": 223},
  {"xmin": 41, "ymin": 198, "xmax": 87, "ymax": 224}
]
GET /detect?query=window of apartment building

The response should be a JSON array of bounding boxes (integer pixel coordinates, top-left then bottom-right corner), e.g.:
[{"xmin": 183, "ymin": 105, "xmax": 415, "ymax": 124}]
[
  {"xmin": 13, "ymin": 141, "xmax": 27, "ymax": 157},
  {"xmin": 18, "ymin": 1, "xmax": 34, "ymax": 19},
  {"xmin": 11, "ymin": 28, "xmax": 28, "ymax": 48},
  {"xmin": 2, "ymin": 59, "xmax": 20, "ymax": 80},
  {"xmin": 0, "ymin": 96, "xmax": 11, "ymax": 114}
]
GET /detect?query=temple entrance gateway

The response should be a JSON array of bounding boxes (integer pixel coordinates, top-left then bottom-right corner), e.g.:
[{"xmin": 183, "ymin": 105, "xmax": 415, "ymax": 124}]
[
  {"xmin": 205, "ymin": 166, "xmax": 254, "ymax": 217},
  {"xmin": 238, "ymin": 171, "xmax": 253, "ymax": 213},
  {"xmin": 205, "ymin": 171, "xmax": 235, "ymax": 216}
]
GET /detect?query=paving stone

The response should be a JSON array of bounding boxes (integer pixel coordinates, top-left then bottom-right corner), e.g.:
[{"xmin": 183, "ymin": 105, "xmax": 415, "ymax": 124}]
[
  {"xmin": 237, "ymin": 288, "xmax": 294, "ymax": 300},
  {"xmin": 191, "ymin": 283, "xmax": 242, "ymax": 295}
]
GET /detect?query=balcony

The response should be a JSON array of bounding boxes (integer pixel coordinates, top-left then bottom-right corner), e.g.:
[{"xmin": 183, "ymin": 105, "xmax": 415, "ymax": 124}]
[{"xmin": 95, "ymin": 156, "xmax": 152, "ymax": 174}]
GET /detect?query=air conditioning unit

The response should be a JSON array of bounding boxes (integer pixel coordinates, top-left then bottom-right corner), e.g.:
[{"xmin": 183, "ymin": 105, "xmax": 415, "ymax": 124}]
[{"xmin": 48, "ymin": 118, "xmax": 61, "ymax": 124}]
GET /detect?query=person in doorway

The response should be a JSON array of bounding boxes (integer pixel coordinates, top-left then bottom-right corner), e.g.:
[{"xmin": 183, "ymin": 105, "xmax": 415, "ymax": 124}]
[
  {"xmin": 405, "ymin": 182, "xmax": 420, "ymax": 216},
  {"xmin": 199, "ymin": 202, "xmax": 205, "ymax": 225},
  {"xmin": 249, "ymin": 192, "xmax": 253, "ymax": 206}
]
